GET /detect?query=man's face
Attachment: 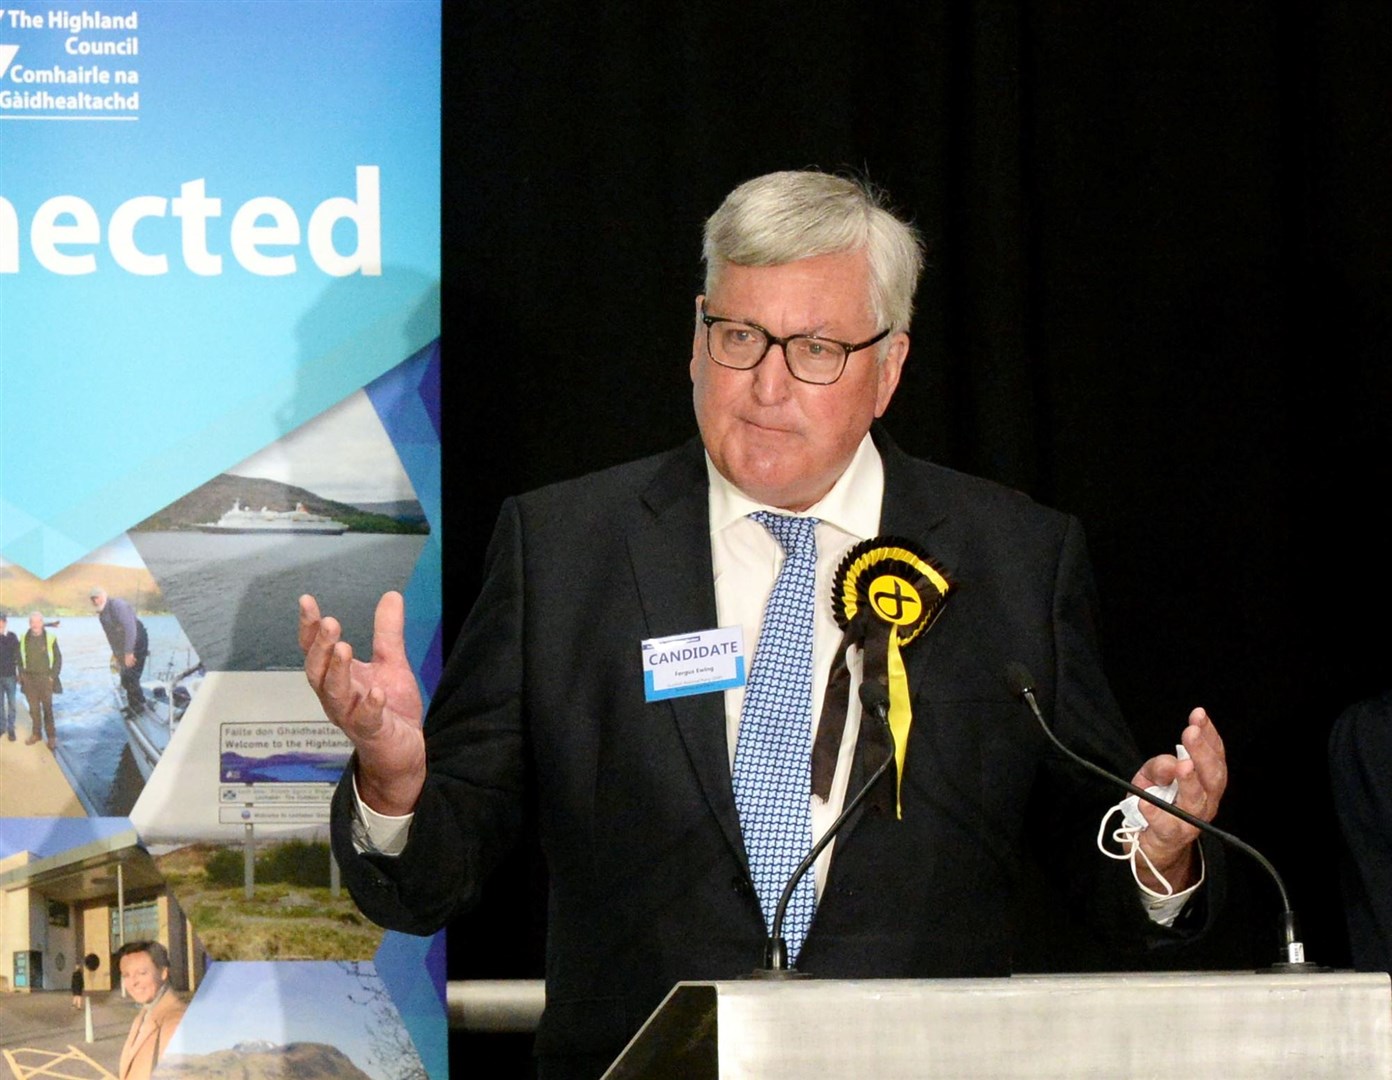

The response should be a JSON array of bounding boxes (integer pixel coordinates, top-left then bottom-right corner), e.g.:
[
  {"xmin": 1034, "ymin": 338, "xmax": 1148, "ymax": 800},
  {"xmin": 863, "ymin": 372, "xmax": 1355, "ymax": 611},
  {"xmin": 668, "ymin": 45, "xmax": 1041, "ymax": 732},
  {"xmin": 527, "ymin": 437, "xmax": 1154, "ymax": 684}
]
[
  {"xmin": 119, "ymin": 951, "xmax": 168, "ymax": 1005},
  {"xmin": 91, "ymin": 593, "xmax": 106, "ymax": 612},
  {"xmin": 690, "ymin": 250, "xmax": 907, "ymax": 511},
  {"xmin": 28, "ymin": 615, "xmax": 42, "ymax": 635}
]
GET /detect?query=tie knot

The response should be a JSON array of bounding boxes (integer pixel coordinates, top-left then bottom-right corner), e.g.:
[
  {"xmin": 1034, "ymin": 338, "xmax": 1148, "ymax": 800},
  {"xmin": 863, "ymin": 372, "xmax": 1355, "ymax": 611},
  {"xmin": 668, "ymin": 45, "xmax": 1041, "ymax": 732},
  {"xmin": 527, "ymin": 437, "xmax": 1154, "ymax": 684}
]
[{"xmin": 750, "ymin": 511, "xmax": 819, "ymax": 556}]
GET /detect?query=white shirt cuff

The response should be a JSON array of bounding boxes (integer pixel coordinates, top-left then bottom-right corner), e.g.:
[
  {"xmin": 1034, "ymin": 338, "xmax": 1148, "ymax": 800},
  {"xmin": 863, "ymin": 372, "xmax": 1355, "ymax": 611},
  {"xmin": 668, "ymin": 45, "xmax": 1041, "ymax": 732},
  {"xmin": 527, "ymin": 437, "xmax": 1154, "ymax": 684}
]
[
  {"xmin": 1139, "ymin": 849, "xmax": 1205, "ymax": 928},
  {"xmin": 350, "ymin": 772, "xmax": 414, "ymax": 856}
]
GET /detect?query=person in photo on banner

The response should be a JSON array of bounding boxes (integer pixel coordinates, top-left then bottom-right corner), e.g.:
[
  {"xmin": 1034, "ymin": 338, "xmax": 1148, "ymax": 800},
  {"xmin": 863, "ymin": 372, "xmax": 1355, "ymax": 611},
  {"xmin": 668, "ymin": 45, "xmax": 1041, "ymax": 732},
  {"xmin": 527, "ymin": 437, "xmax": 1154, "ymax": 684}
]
[
  {"xmin": 300, "ymin": 171, "xmax": 1229, "ymax": 1079},
  {"xmin": 19, "ymin": 611, "xmax": 62, "ymax": 750},
  {"xmin": 116, "ymin": 940, "xmax": 187, "ymax": 1080},
  {"xmin": 0, "ymin": 613, "xmax": 20, "ymax": 741},
  {"xmin": 91, "ymin": 585, "xmax": 151, "ymax": 711}
]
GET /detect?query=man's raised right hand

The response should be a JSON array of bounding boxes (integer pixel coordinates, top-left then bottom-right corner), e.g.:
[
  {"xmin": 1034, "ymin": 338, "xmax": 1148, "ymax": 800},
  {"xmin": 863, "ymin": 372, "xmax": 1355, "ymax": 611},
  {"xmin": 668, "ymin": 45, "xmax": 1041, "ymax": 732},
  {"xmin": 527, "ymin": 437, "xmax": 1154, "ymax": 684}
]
[{"xmin": 299, "ymin": 590, "xmax": 426, "ymax": 816}]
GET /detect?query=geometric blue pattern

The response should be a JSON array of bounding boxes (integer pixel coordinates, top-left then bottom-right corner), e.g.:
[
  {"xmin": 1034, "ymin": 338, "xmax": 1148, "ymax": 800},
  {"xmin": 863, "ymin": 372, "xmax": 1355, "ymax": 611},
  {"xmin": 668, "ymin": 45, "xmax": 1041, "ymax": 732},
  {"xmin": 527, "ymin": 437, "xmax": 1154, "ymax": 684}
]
[
  {"xmin": 731, "ymin": 512, "xmax": 819, "ymax": 964},
  {"xmin": 364, "ymin": 340, "xmax": 444, "ymax": 705},
  {"xmin": 0, "ymin": 2, "xmax": 441, "ymax": 579},
  {"xmin": 373, "ymin": 931, "xmax": 448, "ymax": 1080},
  {"xmin": 366, "ymin": 341, "xmax": 446, "ymax": 1077}
]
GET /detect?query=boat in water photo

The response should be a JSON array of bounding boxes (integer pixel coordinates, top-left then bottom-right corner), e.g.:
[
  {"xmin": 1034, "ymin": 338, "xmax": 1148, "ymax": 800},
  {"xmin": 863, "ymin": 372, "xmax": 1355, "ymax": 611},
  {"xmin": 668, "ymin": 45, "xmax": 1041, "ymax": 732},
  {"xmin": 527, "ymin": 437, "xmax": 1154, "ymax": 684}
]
[{"xmin": 195, "ymin": 500, "xmax": 349, "ymax": 535}]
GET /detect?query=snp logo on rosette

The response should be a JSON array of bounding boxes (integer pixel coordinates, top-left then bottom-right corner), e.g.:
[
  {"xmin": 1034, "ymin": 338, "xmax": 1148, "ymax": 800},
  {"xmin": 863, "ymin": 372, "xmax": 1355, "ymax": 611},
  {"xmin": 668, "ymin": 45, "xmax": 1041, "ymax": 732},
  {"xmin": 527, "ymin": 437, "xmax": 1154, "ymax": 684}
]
[{"xmin": 0, "ymin": 5, "xmax": 142, "ymax": 120}]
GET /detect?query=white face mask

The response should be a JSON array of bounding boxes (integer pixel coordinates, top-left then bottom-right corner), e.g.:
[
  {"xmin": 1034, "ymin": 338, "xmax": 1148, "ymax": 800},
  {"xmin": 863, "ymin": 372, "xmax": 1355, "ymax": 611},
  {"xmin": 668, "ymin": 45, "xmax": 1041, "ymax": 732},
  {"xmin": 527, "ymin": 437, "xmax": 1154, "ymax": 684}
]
[{"xmin": 1096, "ymin": 744, "xmax": 1189, "ymax": 898}]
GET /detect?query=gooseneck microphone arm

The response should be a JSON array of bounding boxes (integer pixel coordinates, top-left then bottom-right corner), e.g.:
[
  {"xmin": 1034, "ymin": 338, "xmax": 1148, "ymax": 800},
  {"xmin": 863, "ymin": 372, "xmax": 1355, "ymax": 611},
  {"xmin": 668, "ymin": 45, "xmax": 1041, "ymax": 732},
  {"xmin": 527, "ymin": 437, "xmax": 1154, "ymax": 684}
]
[
  {"xmin": 760, "ymin": 681, "xmax": 898, "ymax": 974},
  {"xmin": 1004, "ymin": 661, "xmax": 1308, "ymax": 967}
]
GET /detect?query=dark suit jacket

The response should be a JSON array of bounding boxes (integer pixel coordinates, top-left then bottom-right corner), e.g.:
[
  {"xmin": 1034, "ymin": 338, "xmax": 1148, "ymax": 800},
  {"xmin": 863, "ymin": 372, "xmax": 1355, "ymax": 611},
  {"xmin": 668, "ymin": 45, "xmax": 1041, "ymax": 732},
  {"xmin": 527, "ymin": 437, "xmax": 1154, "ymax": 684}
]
[
  {"xmin": 1330, "ymin": 691, "xmax": 1392, "ymax": 972},
  {"xmin": 333, "ymin": 430, "xmax": 1202, "ymax": 1074}
]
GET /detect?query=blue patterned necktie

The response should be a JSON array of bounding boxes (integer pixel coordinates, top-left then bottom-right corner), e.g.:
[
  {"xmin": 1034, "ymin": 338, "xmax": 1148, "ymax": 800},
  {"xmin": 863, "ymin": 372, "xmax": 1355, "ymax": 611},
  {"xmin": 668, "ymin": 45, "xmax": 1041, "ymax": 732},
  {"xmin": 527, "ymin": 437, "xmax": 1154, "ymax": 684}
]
[{"xmin": 732, "ymin": 511, "xmax": 819, "ymax": 964}]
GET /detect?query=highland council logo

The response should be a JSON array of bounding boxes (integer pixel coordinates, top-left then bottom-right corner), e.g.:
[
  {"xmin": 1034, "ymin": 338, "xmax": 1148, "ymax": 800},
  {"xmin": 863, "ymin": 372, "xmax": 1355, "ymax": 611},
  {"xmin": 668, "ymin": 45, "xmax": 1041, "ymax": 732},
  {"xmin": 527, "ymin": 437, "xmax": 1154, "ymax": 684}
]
[{"xmin": 0, "ymin": 6, "xmax": 142, "ymax": 119}]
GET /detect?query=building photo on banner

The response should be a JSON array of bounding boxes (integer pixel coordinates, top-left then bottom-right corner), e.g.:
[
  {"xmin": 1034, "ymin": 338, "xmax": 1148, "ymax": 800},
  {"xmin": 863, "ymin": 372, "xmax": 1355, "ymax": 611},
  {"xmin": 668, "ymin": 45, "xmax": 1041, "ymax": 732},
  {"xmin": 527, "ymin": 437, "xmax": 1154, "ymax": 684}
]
[{"xmin": 1, "ymin": 2, "xmax": 445, "ymax": 1078}]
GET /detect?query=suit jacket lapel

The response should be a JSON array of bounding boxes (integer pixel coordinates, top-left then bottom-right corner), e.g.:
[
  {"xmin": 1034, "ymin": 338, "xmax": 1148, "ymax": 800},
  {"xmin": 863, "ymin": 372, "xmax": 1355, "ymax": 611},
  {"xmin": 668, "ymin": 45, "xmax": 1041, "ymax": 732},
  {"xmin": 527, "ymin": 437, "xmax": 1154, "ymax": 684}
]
[
  {"xmin": 834, "ymin": 429, "xmax": 957, "ymax": 848},
  {"xmin": 626, "ymin": 440, "xmax": 749, "ymax": 873},
  {"xmin": 877, "ymin": 431, "xmax": 957, "ymax": 698}
]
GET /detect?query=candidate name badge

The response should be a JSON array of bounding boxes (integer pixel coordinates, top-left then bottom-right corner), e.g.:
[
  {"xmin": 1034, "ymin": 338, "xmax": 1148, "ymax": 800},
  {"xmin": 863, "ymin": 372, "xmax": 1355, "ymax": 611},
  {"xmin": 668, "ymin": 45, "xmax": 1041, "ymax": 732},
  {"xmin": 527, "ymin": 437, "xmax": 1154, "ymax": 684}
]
[{"xmin": 641, "ymin": 627, "xmax": 746, "ymax": 701}]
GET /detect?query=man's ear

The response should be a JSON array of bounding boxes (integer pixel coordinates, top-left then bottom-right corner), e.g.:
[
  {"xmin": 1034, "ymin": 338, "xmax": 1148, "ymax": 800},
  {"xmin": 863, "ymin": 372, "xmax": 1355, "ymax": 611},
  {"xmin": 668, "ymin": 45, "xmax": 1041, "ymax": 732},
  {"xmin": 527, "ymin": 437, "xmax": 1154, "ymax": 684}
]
[
  {"xmin": 690, "ymin": 294, "xmax": 706, "ymax": 382},
  {"xmin": 874, "ymin": 332, "xmax": 910, "ymax": 417}
]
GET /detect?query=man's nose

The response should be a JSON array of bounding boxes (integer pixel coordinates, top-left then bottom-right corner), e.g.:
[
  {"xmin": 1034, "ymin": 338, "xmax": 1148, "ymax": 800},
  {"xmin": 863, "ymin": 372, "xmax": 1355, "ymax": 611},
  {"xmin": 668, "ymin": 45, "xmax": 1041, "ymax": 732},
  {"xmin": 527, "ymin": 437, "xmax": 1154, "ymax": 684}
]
[{"xmin": 751, "ymin": 342, "xmax": 794, "ymax": 400}]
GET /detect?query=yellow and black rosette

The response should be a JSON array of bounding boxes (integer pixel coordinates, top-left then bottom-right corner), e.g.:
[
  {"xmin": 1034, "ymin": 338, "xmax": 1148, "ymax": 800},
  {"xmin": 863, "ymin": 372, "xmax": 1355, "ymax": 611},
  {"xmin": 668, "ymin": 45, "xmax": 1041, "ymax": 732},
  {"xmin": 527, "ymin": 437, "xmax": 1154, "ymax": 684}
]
[{"xmin": 812, "ymin": 537, "xmax": 951, "ymax": 818}]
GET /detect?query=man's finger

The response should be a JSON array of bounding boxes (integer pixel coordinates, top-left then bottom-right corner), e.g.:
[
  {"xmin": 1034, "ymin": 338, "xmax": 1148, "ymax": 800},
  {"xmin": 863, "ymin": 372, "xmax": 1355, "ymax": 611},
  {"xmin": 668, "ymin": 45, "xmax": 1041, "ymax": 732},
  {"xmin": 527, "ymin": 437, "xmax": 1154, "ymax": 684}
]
[
  {"xmin": 1133, "ymin": 753, "xmax": 1181, "ymax": 789},
  {"xmin": 1172, "ymin": 762, "xmax": 1209, "ymax": 814},
  {"xmin": 371, "ymin": 591, "xmax": 409, "ymax": 666},
  {"xmin": 1186, "ymin": 736, "xmax": 1227, "ymax": 797},
  {"xmin": 319, "ymin": 639, "xmax": 357, "ymax": 728},
  {"xmin": 1185, "ymin": 707, "xmax": 1226, "ymax": 761},
  {"xmin": 297, "ymin": 594, "xmax": 323, "ymax": 654},
  {"xmin": 303, "ymin": 615, "xmax": 342, "ymax": 693},
  {"xmin": 1182, "ymin": 708, "xmax": 1228, "ymax": 805}
]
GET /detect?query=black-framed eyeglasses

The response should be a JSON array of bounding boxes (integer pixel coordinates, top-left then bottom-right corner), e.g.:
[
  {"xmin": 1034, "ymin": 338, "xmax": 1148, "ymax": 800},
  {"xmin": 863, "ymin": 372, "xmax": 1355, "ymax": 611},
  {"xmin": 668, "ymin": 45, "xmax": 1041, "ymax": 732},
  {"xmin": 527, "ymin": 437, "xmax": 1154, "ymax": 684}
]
[{"xmin": 700, "ymin": 302, "xmax": 890, "ymax": 385}]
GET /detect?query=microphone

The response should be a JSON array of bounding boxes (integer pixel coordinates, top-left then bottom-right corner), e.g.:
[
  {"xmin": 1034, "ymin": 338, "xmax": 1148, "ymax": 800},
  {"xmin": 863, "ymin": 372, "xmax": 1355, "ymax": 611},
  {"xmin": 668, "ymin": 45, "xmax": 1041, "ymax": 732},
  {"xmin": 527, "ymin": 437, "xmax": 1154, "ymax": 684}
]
[
  {"xmin": 1004, "ymin": 662, "xmax": 1311, "ymax": 969},
  {"xmin": 755, "ymin": 681, "xmax": 898, "ymax": 977}
]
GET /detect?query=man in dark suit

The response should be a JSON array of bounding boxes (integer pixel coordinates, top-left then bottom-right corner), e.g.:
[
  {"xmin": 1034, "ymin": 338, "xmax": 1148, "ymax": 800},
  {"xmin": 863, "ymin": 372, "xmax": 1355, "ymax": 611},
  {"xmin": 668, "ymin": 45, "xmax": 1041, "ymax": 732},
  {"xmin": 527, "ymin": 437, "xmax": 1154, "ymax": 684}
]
[
  {"xmin": 1330, "ymin": 691, "xmax": 1392, "ymax": 972},
  {"xmin": 301, "ymin": 171, "xmax": 1227, "ymax": 1078}
]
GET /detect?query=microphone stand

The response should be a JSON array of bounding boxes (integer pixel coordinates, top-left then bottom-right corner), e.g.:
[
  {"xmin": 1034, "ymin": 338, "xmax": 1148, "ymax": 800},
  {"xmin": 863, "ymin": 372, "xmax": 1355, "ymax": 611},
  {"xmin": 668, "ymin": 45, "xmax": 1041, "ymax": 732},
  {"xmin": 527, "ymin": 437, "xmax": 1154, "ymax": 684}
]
[
  {"xmin": 1005, "ymin": 662, "xmax": 1313, "ymax": 970},
  {"xmin": 754, "ymin": 683, "xmax": 897, "ymax": 977}
]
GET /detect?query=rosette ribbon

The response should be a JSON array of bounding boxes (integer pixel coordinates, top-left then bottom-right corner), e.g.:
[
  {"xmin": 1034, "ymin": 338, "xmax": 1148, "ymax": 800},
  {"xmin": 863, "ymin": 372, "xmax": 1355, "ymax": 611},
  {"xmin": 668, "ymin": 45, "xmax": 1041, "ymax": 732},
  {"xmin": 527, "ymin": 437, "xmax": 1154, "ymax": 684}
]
[{"xmin": 812, "ymin": 537, "xmax": 952, "ymax": 818}]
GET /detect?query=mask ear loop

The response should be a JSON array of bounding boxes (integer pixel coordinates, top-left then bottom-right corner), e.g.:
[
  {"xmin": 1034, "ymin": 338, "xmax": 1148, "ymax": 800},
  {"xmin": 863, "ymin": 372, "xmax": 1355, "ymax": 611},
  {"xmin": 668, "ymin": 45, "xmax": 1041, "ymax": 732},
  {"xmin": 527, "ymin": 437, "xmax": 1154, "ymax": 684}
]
[
  {"xmin": 1095, "ymin": 744, "xmax": 1190, "ymax": 899},
  {"xmin": 1097, "ymin": 806, "xmax": 1175, "ymax": 898}
]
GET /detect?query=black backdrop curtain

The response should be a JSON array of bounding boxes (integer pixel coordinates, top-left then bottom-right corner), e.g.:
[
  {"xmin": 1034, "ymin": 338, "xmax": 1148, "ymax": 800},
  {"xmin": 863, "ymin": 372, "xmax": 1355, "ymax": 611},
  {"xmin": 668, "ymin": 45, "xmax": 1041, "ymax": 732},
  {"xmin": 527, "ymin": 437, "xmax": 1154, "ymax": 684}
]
[{"xmin": 441, "ymin": 2, "xmax": 1389, "ymax": 1069}]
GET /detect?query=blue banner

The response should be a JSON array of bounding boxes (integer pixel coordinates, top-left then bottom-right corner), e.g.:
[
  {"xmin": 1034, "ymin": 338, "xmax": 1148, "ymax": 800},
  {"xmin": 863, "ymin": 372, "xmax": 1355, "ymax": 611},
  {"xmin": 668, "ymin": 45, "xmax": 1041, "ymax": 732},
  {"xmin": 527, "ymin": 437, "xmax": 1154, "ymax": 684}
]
[{"xmin": 1, "ymin": 3, "xmax": 445, "ymax": 1076}]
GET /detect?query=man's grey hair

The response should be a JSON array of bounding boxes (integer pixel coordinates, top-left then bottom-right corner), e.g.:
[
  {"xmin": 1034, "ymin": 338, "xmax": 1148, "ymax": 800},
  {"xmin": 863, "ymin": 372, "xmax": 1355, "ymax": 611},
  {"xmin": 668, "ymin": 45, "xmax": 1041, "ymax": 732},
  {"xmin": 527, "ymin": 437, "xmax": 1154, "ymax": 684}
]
[{"xmin": 702, "ymin": 170, "xmax": 925, "ymax": 337}]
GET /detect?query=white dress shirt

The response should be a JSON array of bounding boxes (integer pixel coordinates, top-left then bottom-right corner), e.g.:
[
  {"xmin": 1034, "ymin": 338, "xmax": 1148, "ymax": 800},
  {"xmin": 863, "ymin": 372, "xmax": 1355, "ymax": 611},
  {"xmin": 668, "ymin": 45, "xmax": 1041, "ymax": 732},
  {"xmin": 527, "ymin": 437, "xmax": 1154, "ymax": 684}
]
[{"xmin": 706, "ymin": 432, "xmax": 883, "ymax": 898}]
